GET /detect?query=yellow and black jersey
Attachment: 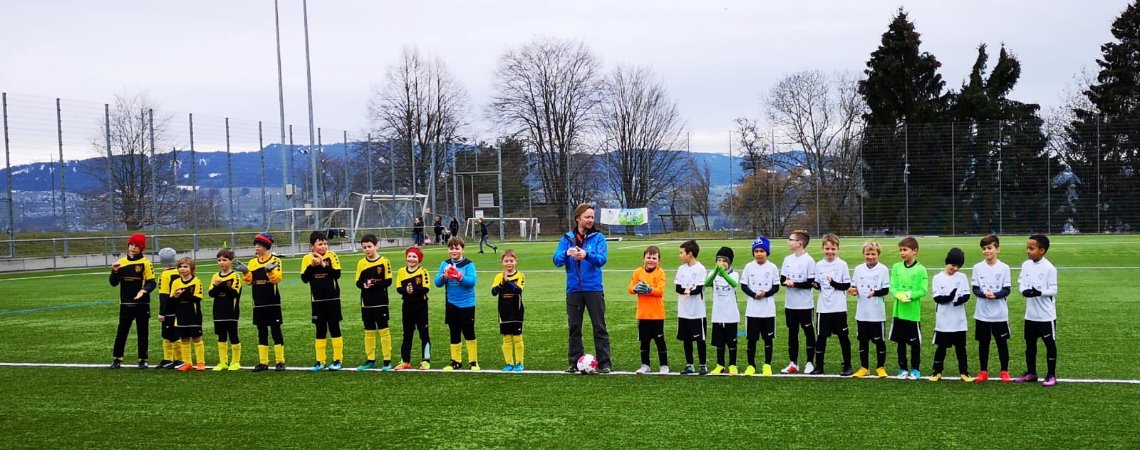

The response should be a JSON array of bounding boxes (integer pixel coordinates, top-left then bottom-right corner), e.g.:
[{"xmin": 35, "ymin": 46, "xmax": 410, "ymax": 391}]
[
  {"xmin": 157, "ymin": 268, "xmax": 179, "ymax": 316},
  {"xmin": 493, "ymin": 271, "xmax": 525, "ymax": 328},
  {"xmin": 355, "ymin": 255, "xmax": 393, "ymax": 307},
  {"xmin": 394, "ymin": 266, "xmax": 430, "ymax": 302},
  {"xmin": 171, "ymin": 275, "xmax": 204, "ymax": 328},
  {"xmin": 209, "ymin": 270, "xmax": 243, "ymax": 321},
  {"xmin": 301, "ymin": 250, "xmax": 341, "ymax": 302},
  {"xmin": 244, "ymin": 254, "xmax": 283, "ymax": 307},
  {"xmin": 491, "ymin": 271, "xmax": 526, "ymax": 302},
  {"xmin": 109, "ymin": 255, "xmax": 156, "ymax": 304}
]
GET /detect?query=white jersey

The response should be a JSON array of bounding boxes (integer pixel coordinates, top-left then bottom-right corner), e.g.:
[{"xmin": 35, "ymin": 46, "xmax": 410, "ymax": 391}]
[
  {"xmin": 932, "ymin": 271, "xmax": 970, "ymax": 332},
  {"xmin": 1019, "ymin": 257, "xmax": 1058, "ymax": 322},
  {"xmin": 971, "ymin": 259, "xmax": 1012, "ymax": 322},
  {"xmin": 815, "ymin": 257, "xmax": 851, "ymax": 313},
  {"xmin": 741, "ymin": 260, "xmax": 780, "ymax": 318},
  {"xmin": 852, "ymin": 262, "xmax": 890, "ymax": 322},
  {"xmin": 709, "ymin": 268, "xmax": 741, "ymax": 324},
  {"xmin": 675, "ymin": 261, "xmax": 707, "ymax": 319},
  {"xmin": 781, "ymin": 252, "xmax": 817, "ymax": 310}
]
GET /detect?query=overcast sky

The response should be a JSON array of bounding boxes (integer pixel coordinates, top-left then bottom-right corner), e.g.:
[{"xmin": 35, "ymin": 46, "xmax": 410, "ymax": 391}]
[{"xmin": 0, "ymin": 0, "xmax": 1127, "ymax": 165}]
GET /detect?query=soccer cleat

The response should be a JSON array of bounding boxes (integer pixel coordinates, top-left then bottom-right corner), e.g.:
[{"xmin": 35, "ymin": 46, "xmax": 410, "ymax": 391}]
[
  {"xmin": 743, "ymin": 365, "xmax": 756, "ymax": 376},
  {"xmin": 380, "ymin": 362, "xmax": 393, "ymax": 372},
  {"xmin": 710, "ymin": 365, "xmax": 725, "ymax": 375},
  {"xmin": 960, "ymin": 374, "xmax": 974, "ymax": 383},
  {"xmin": 852, "ymin": 367, "xmax": 870, "ymax": 378},
  {"xmin": 728, "ymin": 365, "xmax": 738, "ymax": 376},
  {"xmin": 875, "ymin": 367, "xmax": 888, "ymax": 378},
  {"xmin": 896, "ymin": 369, "xmax": 908, "ymax": 379},
  {"xmin": 311, "ymin": 362, "xmax": 325, "ymax": 372},
  {"xmin": 503, "ymin": 364, "xmax": 516, "ymax": 372},
  {"xmin": 156, "ymin": 360, "xmax": 172, "ymax": 369},
  {"xmin": 228, "ymin": 361, "xmax": 241, "ymax": 371},
  {"xmin": 698, "ymin": 365, "xmax": 709, "ymax": 376},
  {"xmin": 999, "ymin": 370, "xmax": 1012, "ymax": 383},
  {"xmin": 680, "ymin": 365, "xmax": 697, "ymax": 375},
  {"xmin": 839, "ymin": 367, "xmax": 854, "ymax": 377},
  {"xmin": 168, "ymin": 360, "xmax": 184, "ymax": 370},
  {"xmin": 137, "ymin": 360, "xmax": 148, "ymax": 369},
  {"xmin": 565, "ymin": 365, "xmax": 579, "ymax": 374},
  {"xmin": 470, "ymin": 363, "xmax": 481, "ymax": 372},
  {"xmin": 974, "ymin": 370, "xmax": 989, "ymax": 383},
  {"xmin": 780, "ymin": 362, "xmax": 799, "ymax": 374},
  {"xmin": 635, "ymin": 364, "xmax": 650, "ymax": 375},
  {"xmin": 252, "ymin": 363, "xmax": 269, "ymax": 372},
  {"xmin": 419, "ymin": 361, "xmax": 431, "ymax": 370},
  {"xmin": 196, "ymin": 362, "xmax": 206, "ymax": 371},
  {"xmin": 109, "ymin": 359, "xmax": 123, "ymax": 369},
  {"xmin": 394, "ymin": 362, "xmax": 412, "ymax": 371},
  {"xmin": 908, "ymin": 369, "xmax": 921, "ymax": 380},
  {"xmin": 658, "ymin": 365, "xmax": 670, "ymax": 375},
  {"xmin": 809, "ymin": 365, "xmax": 825, "ymax": 375},
  {"xmin": 513, "ymin": 364, "xmax": 524, "ymax": 372},
  {"xmin": 213, "ymin": 363, "xmax": 228, "ymax": 372},
  {"xmin": 357, "ymin": 360, "xmax": 377, "ymax": 371},
  {"xmin": 1042, "ymin": 375, "xmax": 1057, "ymax": 387},
  {"xmin": 928, "ymin": 373, "xmax": 942, "ymax": 382},
  {"xmin": 177, "ymin": 362, "xmax": 193, "ymax": 372},
  {"xmin": 328, "ymin": 361, "xmax": 342, "ymax": 371},
  {"xmin": 1014, "ymin": 372, "xmax": 1038, "ymax": 383},
  {"xmin": 803, "ymin": 362, "xmax": 816, "ymax": 374},
  {"xmin": 274, "ymin": 363, "xmax": 287, "ymax": 372},
  {"xmin": 442, "ymin": 365, "xmax": 455, "ymax": 372},
  {"xmin": 762, "ymin": 364, "xmax": 773, "ymax": 377}
]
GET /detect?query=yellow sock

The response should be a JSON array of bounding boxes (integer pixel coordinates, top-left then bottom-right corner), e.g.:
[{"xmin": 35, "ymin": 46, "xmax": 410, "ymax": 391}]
[
  {"xmin": 274, "ymin": 344, "xmax": 285, "ymax": 364},
  {"xmin": 332, "ymin": 337, "xmax": 344, "ymax": 362},
  {"xmin": 258, "ymin": 345, "xmax": 270, "ymax": 365},
  {"xmin": 162, "ymin": 340, "xmax": 172, "ymax": 361},
  {"xmin": 364, "ymin": 330, "xmax": 377, "ymax": 361},
  {"xmin": 315, "ymin": 339, "xmax": 328, "ymax": 364},
  {"xmin": 466, "ymin": 339, "xmax": 478, "ymax": 365},
  {"xmin": 217, "ymin": 342, "xmax": 230, "ymax": 365},
  {"xmin": 502, "ymin": 335, "xmax": 515, "ymax": 365},
  {"xmin": 172, "ymin": 340, "xmax": 183, "ymax": 361},
  {"xmin": 194, "ymin": 340, "xmax": 205, "ymax": 365},
  {"xmin": 379, "ymin": 328, "xmax": 392, "ymax": 363},
  {"xmin": 180, "ymin": 340, "xmax": 191, "ymax": 362},
  {"xmin": 449, "ymin": 343, "xmax": 462, "ymax": 363},
  {"xmin": 231, "ymin": 343, "xmax": 242, "ymax": 366},
  {"xmin": 513, "ymin": 335, "xmax": 525, "ymax": 365}
]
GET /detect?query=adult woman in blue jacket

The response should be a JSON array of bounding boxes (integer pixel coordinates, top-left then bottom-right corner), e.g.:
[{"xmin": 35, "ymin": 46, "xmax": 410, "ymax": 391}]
[{"xmin": 553, "ymin": 204, "xmax": 611, "ymax": 373}]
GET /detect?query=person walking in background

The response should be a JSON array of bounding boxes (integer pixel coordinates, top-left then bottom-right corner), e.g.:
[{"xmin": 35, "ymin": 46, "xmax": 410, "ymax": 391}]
[
  {"xmin": 433, "ymin": 215, "xmax": 444, "ymax": 245},
  {"xmin": 478, "ymin": 218, "xmax": 498, "ymax": 254},
  {"xmin": 412, "ymin": 217, "xmax": 425, "ymax": 247}
]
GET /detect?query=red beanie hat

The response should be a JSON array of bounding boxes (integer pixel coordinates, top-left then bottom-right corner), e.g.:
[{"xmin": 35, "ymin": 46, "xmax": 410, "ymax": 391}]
[
  {"xmin": 405, "ymin": 247, "xmax": 423, "ymax": 262},
  {"xmin": 127, "ymin": 233, "xmax": 147, "ymax": 252}
]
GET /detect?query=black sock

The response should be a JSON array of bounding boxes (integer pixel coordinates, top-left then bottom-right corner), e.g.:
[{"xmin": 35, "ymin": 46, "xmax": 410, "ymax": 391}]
[
  {"xmin": 1044, "ymin": 337, "xmax": 1057, "ymax": 377},
  {"xmin": 897, "ymin": 343, "xmax": 908, "ymax": 370},
  {"xmin": 875, "ymin": 340, "xmax": 887, "ymax": 368},
  {"xmin": 788, "ymin": 329, "xmax": 799, "ymax": 364},
  {"xmin": 747, "ymin": 339, "xmax": 757, "ymax": 366},
  {"xmin": 996, "ymin": 338, "xmax": 1010, "ymax": 371},
  {"xmin": 655, "ymin": 336, "xmax": 669, "ymax": 367},
  {"xmin": 684, "ymin": 340, "xmax": 694, "ymax": 365},
  {"xmin": 933, "ymin": 345, "xmax": 947, "ymax": 374},
  {"xmin": 763, "ymin": 338, "xmax": 773, "ymax": 365},
  {"xmin": 978, "ymin": 338, "xmax": 991, "ymax": 371},
  {"xmin": 716, "ymin": 346, "xmax": 725, "ymax": 366},
  {"xmin": 955, "ymin": 342, "xmax": 969, "ymax": 375},
  {"xmin": 640, "ymin": 339, "xmax": 651, "ymax": 366},
  {"xmin": 728, "ymin": 343, "xmax": 737, "ymax": 366},
  {"xmin": 910, "ymin": 342, "xmax": 921, "ymax": 371},
  {"xmin": 838, "ymin": 333, "xmax": 852, "ymax": 368},
  {"xmin": 697, "ymin": 339, "xmax": 707, "ymax": 366},
  {"xmin": 815, "ymin": 338, "xmax": 827, "ymax": 368},
  {"xmin": 1025, "ymin": 338, "xmax": 1037, "ymax": 374},
  {"xmin": 859, "ymin": 339, "xmax": 869, "ymax": 368}
]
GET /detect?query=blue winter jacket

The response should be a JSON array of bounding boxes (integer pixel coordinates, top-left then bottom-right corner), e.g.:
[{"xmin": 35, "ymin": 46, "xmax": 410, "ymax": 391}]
[
  {"xmin": 435, "ymin": 258, "xmax": 477, "ymax": 308},
  {"xmin": 552, "ymin": 228, "xmax": 608, "ymax": 293}
]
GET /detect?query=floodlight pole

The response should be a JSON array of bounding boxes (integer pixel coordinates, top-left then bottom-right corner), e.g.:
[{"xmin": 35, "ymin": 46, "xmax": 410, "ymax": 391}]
[
  {"xmin": 3, "ymin": 93, "xmax": 15, "ymax": 256},
  {"xmin": 273, "ymin": 0, "xmax": 290, "ymax": 202},
  {"xmin": 303, "ymin": 0, "xmax": 320, "ymax": 226},
  {"xmin": 497, "ymin": 141, "xmax": 505, "ymax": 242}
]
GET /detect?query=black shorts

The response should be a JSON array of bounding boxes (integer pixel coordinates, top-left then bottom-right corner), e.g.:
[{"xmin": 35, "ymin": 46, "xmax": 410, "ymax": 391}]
[
  {"xmin": 119, "ymin": 303, "xmax": 151, "ymax": 321},
  {"xmin": 212, "ymin": 300, "xmax": 239, "ymax": 322},
  {"xmin": 746, "ymin": 316, "xmax": 776, "ymax": 341},
  {"xmin": 252, "ymin": 304, "xmax": 283, "ymax": 326},
  {"xmin": 856, "ymin": 320, "xmax": 885, "ymax": 342},
  {"xmin": 816, "ymin": 312, "xmax": 850, "ymax": 338},
  {"xmin": 785, "ymin": 308, "xmax": 814, "ymax": 330},
  {"xmin": 176, "ymin": 326, "xmax": 203, "ymax": 339},
  {"xmin": 638, "ymin": 320, "xmax": 665, "ymax": 342},
  {"xmin": 889, "ymin": 317, "xmax": 921, "ymax": 343},
  {"xmin": 933, "ymin": 330, "xmax": 967, "ymax": 347},
  {"xmin": 402, "ymin": 300, "xmax": 429, "ymax": 325},
  {"xmin": 711, "ymin": 322, "xmax": 739, "ymax": 347},
  {"xmin": 310, "ymin": 299, "xmax": 343, "ymax": 324},
  {"xmin": 974, "ymin": 320, "xmax": 1011, "ymax": 341},
  {"xmin": 361, "ymin": 306, "xmax": 390, "ymax": 329},
  {"xmin": 498, "ymin": 298, "xmax": 525, "ymax": 335},
  {"xmin": 444, "ymin": 303, "xmax": 476, "ymax": 326},
  {"xmin": 1023, "ymin": 320, "xmax": 1056, "ymax": 340},
  {"xmin": 174, "ymin": 302, "xmax": 202, "ymax": 328},
  {"xmin": 676, "ymin": 317, "xmax": 707, "ymax": 341}
]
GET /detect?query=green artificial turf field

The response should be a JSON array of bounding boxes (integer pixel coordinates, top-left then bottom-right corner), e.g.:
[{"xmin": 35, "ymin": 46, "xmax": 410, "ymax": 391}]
[{"xmin": 1, "ymin": 235, "xmax": 1138, "ymax": 448}]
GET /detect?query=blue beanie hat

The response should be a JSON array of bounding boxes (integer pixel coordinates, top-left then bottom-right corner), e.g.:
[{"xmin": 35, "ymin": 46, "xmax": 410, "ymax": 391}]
[{"xmin": 751, "ymin": 236, "xmax": 771, "ymax": 255}]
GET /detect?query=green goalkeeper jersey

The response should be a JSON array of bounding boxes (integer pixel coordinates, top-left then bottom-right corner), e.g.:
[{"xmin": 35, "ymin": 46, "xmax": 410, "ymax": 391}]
[{"xmin": 890, "ymin": 260, "xmax": 928, "ymax": 322}]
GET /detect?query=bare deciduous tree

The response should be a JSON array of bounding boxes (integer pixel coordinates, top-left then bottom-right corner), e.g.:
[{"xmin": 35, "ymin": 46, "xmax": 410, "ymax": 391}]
[
  {"xmin": 597, "ymin": 66, "xmax": 685, "ymax": 232},
  {"xmin": 724, "ymin": 117, "xmax": 807, "ymax": 235},
  {"xmin": 489, "ymin": 38, "xmax": 604, "ymax": 226}
]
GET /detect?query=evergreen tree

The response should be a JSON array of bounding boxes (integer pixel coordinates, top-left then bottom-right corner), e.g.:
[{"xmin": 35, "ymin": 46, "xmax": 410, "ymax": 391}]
[{"xmin": 1067, "ymin": 1, "xmax": 1140, "ymax": 232}]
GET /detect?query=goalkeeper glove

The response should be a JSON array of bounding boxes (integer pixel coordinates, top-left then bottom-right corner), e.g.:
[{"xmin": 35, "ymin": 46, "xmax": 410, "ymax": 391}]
[
  {"xmin": 1021, "ymin": 287, "xmax": 1042, "ymax": 298},
  {"xmin": 233, "ymin": 261, "xmax": 249, "ymax": 275}
]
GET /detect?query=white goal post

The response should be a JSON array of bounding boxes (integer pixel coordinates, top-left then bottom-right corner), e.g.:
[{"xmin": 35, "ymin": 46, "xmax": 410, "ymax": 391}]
[
  {"xmin": 463, "ymin": 217, "xmax": 540, "ymax": 242},
  {"xmin": 266, "ymin": 207, "xmax": 356, "ymax": 256}
]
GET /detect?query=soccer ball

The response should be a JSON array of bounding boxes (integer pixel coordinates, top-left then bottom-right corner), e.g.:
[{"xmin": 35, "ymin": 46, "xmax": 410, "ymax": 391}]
[{"xmin": 576, "ymin": 354, "xmax": 598, "ymax": 374}]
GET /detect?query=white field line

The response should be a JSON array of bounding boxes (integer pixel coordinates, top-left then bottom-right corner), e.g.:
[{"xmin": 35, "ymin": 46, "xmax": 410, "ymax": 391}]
[{"xmin": 0, "ymin": 361, "xmax": 1137, "ymax": 384}]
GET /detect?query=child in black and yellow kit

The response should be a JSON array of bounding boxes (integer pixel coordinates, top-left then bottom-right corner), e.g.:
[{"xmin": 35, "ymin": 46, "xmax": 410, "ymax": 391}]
[
  {"xmin": 354, "ymin": 234, "xmax": 394, "ymax": 371},
  {"xmin": 172, "ymin": 257, "xmax": 206, "ymax": 371},
  {"xmin": 301, "ymin": 230, "xmax": 344, "ymax": 372},
  {"xmin": 244, "ymin": 232, "xmax": 286, "ymax": 372},
  {"xmin": 109, "ymin": 233, "xmax": 156, "ymax": 369},
  {"xmin": 494, "ymin": 249, "xmax": 526, "ymax": 372},
  {"xmin": 155, "ymin": 247, "xmax": 181, "ymax": 369},
  {"xmin": 209, "ymin": 248, "xmax": 244, "ymax": 371},
  {"xmin": 394, "ymin": 247, "xmax": 432, "ymax": 370}
]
